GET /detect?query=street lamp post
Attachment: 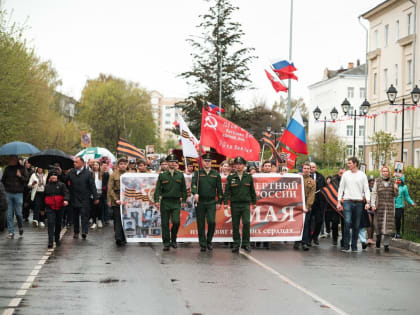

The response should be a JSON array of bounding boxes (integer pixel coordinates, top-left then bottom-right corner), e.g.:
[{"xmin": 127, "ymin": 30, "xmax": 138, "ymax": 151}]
[
  {"xmin": 386, "ymin": 84, "xmax": 420, "ymax": 162},
  {"xmin": 313, "ymin": 106, "xmax": 339, "ymax": 167},
  {"xmin": 340, "ymin": 98, "xmax": 371, "ymax": 158}
]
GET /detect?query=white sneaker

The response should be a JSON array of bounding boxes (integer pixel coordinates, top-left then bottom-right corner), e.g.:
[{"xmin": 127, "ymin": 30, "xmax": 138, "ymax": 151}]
[
  {"xmin": 39, "ymin": 222, "xmax": 45, "ymax": 228},
  {"xmin": 32, "ymin": 220, "xmax": 39, "ymax": 227},
  {"xmin": 90, "ymin": 223, "xmax": 97, "ymax": 229},
  {"xmin": 97, "ymin": 220, "xmax": 103, "ymax": 228},
  {"xmin": 7, "ymin": 233, "xmax": 14, "ymax": 239}
]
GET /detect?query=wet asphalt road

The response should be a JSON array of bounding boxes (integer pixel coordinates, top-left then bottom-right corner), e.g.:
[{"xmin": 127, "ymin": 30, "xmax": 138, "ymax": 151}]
[{"xmin": 1, "ymin": 222, "xmax": 420, "ymax": 315}]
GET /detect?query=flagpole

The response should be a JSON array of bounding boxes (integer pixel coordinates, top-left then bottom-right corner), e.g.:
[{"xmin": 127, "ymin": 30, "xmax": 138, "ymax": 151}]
[
  {"xmin": 259, "ymin": 143, "xmax": 265, "ymax": 168},
  {"xmin": 287, "ymin": 0, "xmax": 294, "ymax": 124}
]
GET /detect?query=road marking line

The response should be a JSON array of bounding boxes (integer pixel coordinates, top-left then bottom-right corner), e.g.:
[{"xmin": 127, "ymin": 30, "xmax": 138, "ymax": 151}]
[
  {"xmin": 240, "ymin": 251, "xmax": 349, "ymax": 315},
  {"xmin": 20, "ymin": 282, "xmax": 31, "ymax": 290},
  {"xmin": 25, "ymin": 275, "xmax": 36, "ymax": 283},
  {"xmin": 16, "ymin": 290, "xmax": 27, "ymax": 296},
  {"xmin": 5, "ymin": 227, "xmax": 67, "ymax": 312},
  {"xmin": 2, "ymin": 308, "xmax": 15, "ymax": 315},
  {"xmin": 8, "ymin": 298, "xmax": 21, "ymax": 307}
]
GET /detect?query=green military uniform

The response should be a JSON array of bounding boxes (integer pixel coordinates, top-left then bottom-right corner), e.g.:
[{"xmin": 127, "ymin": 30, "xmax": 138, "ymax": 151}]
[
  {"xmin": 153, "ymin": 154, "xmax": 187, "ymax": 248},
  {"xmin": 191, "ymin": 154, "xmax": 223, "ymax": 249},
  {"xmin": 224, "ymin": 157, "xmax": 257, "ymax": 250}
]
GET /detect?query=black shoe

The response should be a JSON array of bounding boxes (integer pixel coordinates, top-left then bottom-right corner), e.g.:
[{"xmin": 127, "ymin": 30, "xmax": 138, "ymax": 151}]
[
  {"xmin": 232, "ymin": 247, "xmax": 239, "ymax": 253},
  {"xmin": 200, "ymin": 247, "xmax": 207, "ymax": 252},
  {"xmin": 362, "ymin": 242, "xmax": 367, "ymax": 250},
  {"xmin": 384, "ymin": 245, "xmax": 390, "ymax": 252},
  {"xmin": 170, "ymin": 242, "xmax": 177, "ymax": 249},
  {"xmin": 55, "ymin": 240, "xmax": 61, "ymax": 247},
  {"xmin": 73, "ymin": 233, "xmax": 79, "ymax": 239},
  {"xmin": 242, "ymin": 246, "xmax": 251, "ymax": 252},
  {"xmin": 312, "ymin": 239, "xmax": 319, "ymax": 246},
  {"xmin": 332, "ymin": 239, "xmax": 338, "ymax": 245},
  {"xmin": 293, "ymin": 242, "xmax": 300, "ymax": 250},
  {"xmin": 19, "ymin": 228, "xmax": 24, "ymax": 236},
  {"xmin": 302, "ymin": 244, "xmax": 309, "ymax": 251},
  {"xmin": 82, "ymin": 233, "xmax": 87, "ymax": 239},
  {"xmin": 207, "ymin": 244, "xmax": 213, "ymax": 251},
  {"xmin": 376, "ymin": 239, "xmax": 381, "ymax": 249},
  {"xmin": 48, "ymin": 244, "xmax": 53, "ymax": 249},
  {"xmin": 163, "ymin": 246, "xmax": 170, "ymax": 251}
]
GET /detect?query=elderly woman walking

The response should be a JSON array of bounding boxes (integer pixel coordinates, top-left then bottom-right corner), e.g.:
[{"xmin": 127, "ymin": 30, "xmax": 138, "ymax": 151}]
[{"xmin": 370, "ymin": 166, "xmax": 399, "ymax": 252}]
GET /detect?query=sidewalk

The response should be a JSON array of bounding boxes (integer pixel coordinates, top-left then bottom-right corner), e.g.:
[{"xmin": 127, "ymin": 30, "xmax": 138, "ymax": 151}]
[{"xmin": 391, "ymin": 238, "xmax": 420, "ymax": 255}]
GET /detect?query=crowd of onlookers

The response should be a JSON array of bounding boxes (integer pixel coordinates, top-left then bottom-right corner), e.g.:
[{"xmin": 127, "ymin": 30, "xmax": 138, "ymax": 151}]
[{"xmin": 0, "ymin": 154, "xmax": 416, "ymax": 252}]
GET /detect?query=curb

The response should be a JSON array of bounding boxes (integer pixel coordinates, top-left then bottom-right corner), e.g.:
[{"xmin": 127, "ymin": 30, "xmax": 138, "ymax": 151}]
[{"xmin": 391, "ymin": 238, "xmax": 420, "ymax": 255}]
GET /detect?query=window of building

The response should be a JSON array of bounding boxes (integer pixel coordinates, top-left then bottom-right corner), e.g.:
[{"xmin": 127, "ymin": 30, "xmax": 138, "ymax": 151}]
[
  {"xmin": 164, "ymin": 121, "xmax": 171, "ymax": 125},
  {"xmin": 165, "ymin": 113, "xmax": 171, "ymax": 117},
  {"xmin": 384, "ymin": 24, "xmax": 389, "ymax": 47},
  {"xmin": 405, "ymin": 109, "xmax": 411, "ymax": 129},
  {"xmin": 374, "ymin": 30, "xmax": 379, "ymax": 49},
  {"xmin": 408, "ymin": 13, "xmax": 412, "ymax": 35},
  {"xmin": 395, "ymin": 20, "xmax": 400, "ymax": 41},
  {"xmin": 395, "ymin": 64, "xmax": 398, "ymax": 86},
  {"xmin": 359, "ymin": 125, "xmax": 365, "ymax": 137},
  {"xmin": 394, "ymin": 114, "xmax": 398, "ymax": 132},
  {"xmin": 384, "ymin": 68, "xmax": 388, "ymax": 91},
  {"xmin": 360, "ymin": 87, "xmax": 366, "ymax": 98},
  {"xmin": 403, "ymin": 150, "xmax": 408, "ymax": 163},
  {"xmin": 347, "ymin": 87, "xmax": 354, "ymax": 98},
  {"xmin": 346, "ymin": 125, "xmax": 353, "ymax": 136},
  {"xmin": 407, "ymin": 59, "xmax": 412, "ymax": 84},
  {"xmin": 358, "ymin": 145, "xmax": 364, "ymax": 159},
  {"xmin": 346, "ymin": 145, "xmax": 353, "ymax": 157},
  {"xmin": 373, "ymin": 73, "xmax": 378, "ymax": 95},
  {"xmin": 384, "ymin": 112, "xmax": 388, "ymax": 131},
  {"xmin": 415, "ymin": 149, "xmax": 420, "ymax": 168}
]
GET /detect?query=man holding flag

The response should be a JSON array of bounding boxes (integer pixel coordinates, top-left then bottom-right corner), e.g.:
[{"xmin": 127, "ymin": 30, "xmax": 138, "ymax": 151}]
[{"xmin": 192, "ymin": 152, "xmax": 223, "ymax": 252}]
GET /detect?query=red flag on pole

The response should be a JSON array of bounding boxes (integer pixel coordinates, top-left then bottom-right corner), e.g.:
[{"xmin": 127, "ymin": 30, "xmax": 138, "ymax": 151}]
[
  {"xmin": 281, "ymin": 147, "xmax": 297, "ymax": 169},
  {"xmin": 200, "ymin": 108, "xmax": 260, "ymax": 161}
]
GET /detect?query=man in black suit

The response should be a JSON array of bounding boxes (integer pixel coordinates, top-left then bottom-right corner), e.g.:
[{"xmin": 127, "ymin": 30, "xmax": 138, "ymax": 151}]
[
  {"xmin": 68, "ymin": 156, "xmax": 98, "ymax": 239},
  {"xmin": 309, "ymin": 162, "xmax": 326, "ymax": 245}
]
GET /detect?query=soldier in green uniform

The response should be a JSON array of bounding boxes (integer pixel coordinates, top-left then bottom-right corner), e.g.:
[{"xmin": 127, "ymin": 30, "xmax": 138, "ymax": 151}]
[
  {"xmin": 224, "ymin": 156, "xmax": 257, "ymax": 253},
  {"xmin": 192, "ymin": 152, "xmax": 223, "ymax": 252},
  {"xmin": 154, "ymin": 154, "xmax": 187, "ymax": 251}
]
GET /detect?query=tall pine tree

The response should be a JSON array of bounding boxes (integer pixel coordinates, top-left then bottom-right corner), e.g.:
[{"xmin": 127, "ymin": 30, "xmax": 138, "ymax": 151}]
[{"xmin": 177, "ymin": 0, "xmax": 256, "ymax": 136}]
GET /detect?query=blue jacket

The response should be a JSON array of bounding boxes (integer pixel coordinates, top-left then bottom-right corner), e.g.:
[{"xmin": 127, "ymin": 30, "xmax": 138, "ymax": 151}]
[{"xmin": 394, "ymin": 177, "xmax": 415, "ymax": 208}]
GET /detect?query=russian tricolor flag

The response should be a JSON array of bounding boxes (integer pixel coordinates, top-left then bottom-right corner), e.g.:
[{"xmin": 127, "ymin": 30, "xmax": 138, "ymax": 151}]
[
  {"xmin": 208, "ymin": 102, "xmax": 225, "ymax": 114},
  {"xmin": 279, "ymin": 109, "xmax": 308, "ymax": 155},
  {"xmin": 271, "ymin": 60, "xmax": 298, "ymax": 81}
]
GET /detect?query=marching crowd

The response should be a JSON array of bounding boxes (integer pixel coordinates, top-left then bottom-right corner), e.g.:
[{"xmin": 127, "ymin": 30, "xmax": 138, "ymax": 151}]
[{"xmin": 0, "ymin": 153, "xmax": 415, "ymax": 253}]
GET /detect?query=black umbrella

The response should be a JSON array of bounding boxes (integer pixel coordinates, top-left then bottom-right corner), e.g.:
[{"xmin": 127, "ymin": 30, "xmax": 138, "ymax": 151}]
[{"xmin": 28, "ymin": 149, "xmax": 74, "ymax": 170}]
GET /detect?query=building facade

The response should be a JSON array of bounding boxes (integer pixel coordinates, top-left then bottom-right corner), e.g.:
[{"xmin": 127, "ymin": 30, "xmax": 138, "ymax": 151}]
[
  {"xmin": 362, "ymin": 0, "xmax": 420, "ymax": 169},
  {"xmin": 150, "ymin": 91, "xmax": 183, "ymax": 144},
  {"xmin": 308, "ymin": 63, "xmax": 367, "ymax": 159}
]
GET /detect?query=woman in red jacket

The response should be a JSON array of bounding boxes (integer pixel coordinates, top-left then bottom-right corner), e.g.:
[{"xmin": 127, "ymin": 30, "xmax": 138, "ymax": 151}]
[{"xmin": 44, "ymin": 170, "xmax": 69, "ymax": 249}]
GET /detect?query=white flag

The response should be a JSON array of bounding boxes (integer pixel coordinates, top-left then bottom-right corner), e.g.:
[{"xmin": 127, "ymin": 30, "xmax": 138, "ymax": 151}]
[{"xmin": 178, "ymin": 115, "xmax": 199, "ymax": 158}]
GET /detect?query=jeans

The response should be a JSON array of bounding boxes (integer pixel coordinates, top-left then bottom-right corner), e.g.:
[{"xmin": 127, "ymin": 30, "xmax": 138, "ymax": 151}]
[
  {"xmin": 6, "ymin": 192, "xmax": 23, "ymax": 234},
  {"xmin": 46, "ymin": 208, "xmax": 63, "ymax": 245},
  {"xmin": 359, "ymin": 227, "xmax": 367, "ymax": 243},
  {"xmin": 343, "ymin": 201, "xmax": 363, "ymax": 250},
  {"xmin": 32, "ymin": 191, "xmax": 45, "ymax": 222},
  {"xmin": 310, "ymin": 204, "xmax": 324, "ymax": 241}
]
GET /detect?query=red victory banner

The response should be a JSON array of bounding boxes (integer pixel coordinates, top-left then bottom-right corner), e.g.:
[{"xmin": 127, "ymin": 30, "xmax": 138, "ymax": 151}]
[
  {"xmin": 120, "ymin": 173, "xmax": 305, "ymax": 242},
  {"xmin": 200, "ymin": 108, "xmax": 260, "ymax": 161}
]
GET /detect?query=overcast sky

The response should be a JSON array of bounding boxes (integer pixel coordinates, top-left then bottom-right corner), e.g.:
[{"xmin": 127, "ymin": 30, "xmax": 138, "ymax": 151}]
[{"xmin": 4, "ymin": 0, "xmax": 383, "ymax": 108}]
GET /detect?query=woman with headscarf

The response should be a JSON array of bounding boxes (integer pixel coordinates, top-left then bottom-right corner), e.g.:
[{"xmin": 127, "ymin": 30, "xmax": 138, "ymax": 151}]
[{"xmin": 371, "ymin": 166, "xmax": 399, "ymax": 252}]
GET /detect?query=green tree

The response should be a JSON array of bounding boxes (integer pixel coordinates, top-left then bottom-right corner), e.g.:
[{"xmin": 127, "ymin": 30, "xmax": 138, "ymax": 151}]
[
  {"xmin": 77, "ymin": 74, "xmax": 156, "ymax": 150},
  {"xmin": 309, "ymin": 126, "xmax": 346, "ymax": 168},
  {"xmin": 272, "ymin": 96, "xmax": 308, "ymax": 125},
  {"xmin": 177, "ymin": 0, "xmax": 257, "ymax": 135},
  {"xmin": 369, "ymin": 131, "xmax": 397, "ymax": 169},
  {"xmin": 0, "ymin": 8, "xmax": 80, "ymax": 153}
]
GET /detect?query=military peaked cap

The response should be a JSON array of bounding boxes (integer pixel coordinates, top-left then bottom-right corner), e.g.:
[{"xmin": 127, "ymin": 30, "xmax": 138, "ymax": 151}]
[
  {"xmin": 202, "ymin": 152, "xmax": 212, "ymax": 161},
  {"xmin": 233, "ymin": 156, "xmax": 246, "ymax": 165},
  {"xmin": 166, "ymin": 154, "xmax": 178, "ymax": 162}
]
